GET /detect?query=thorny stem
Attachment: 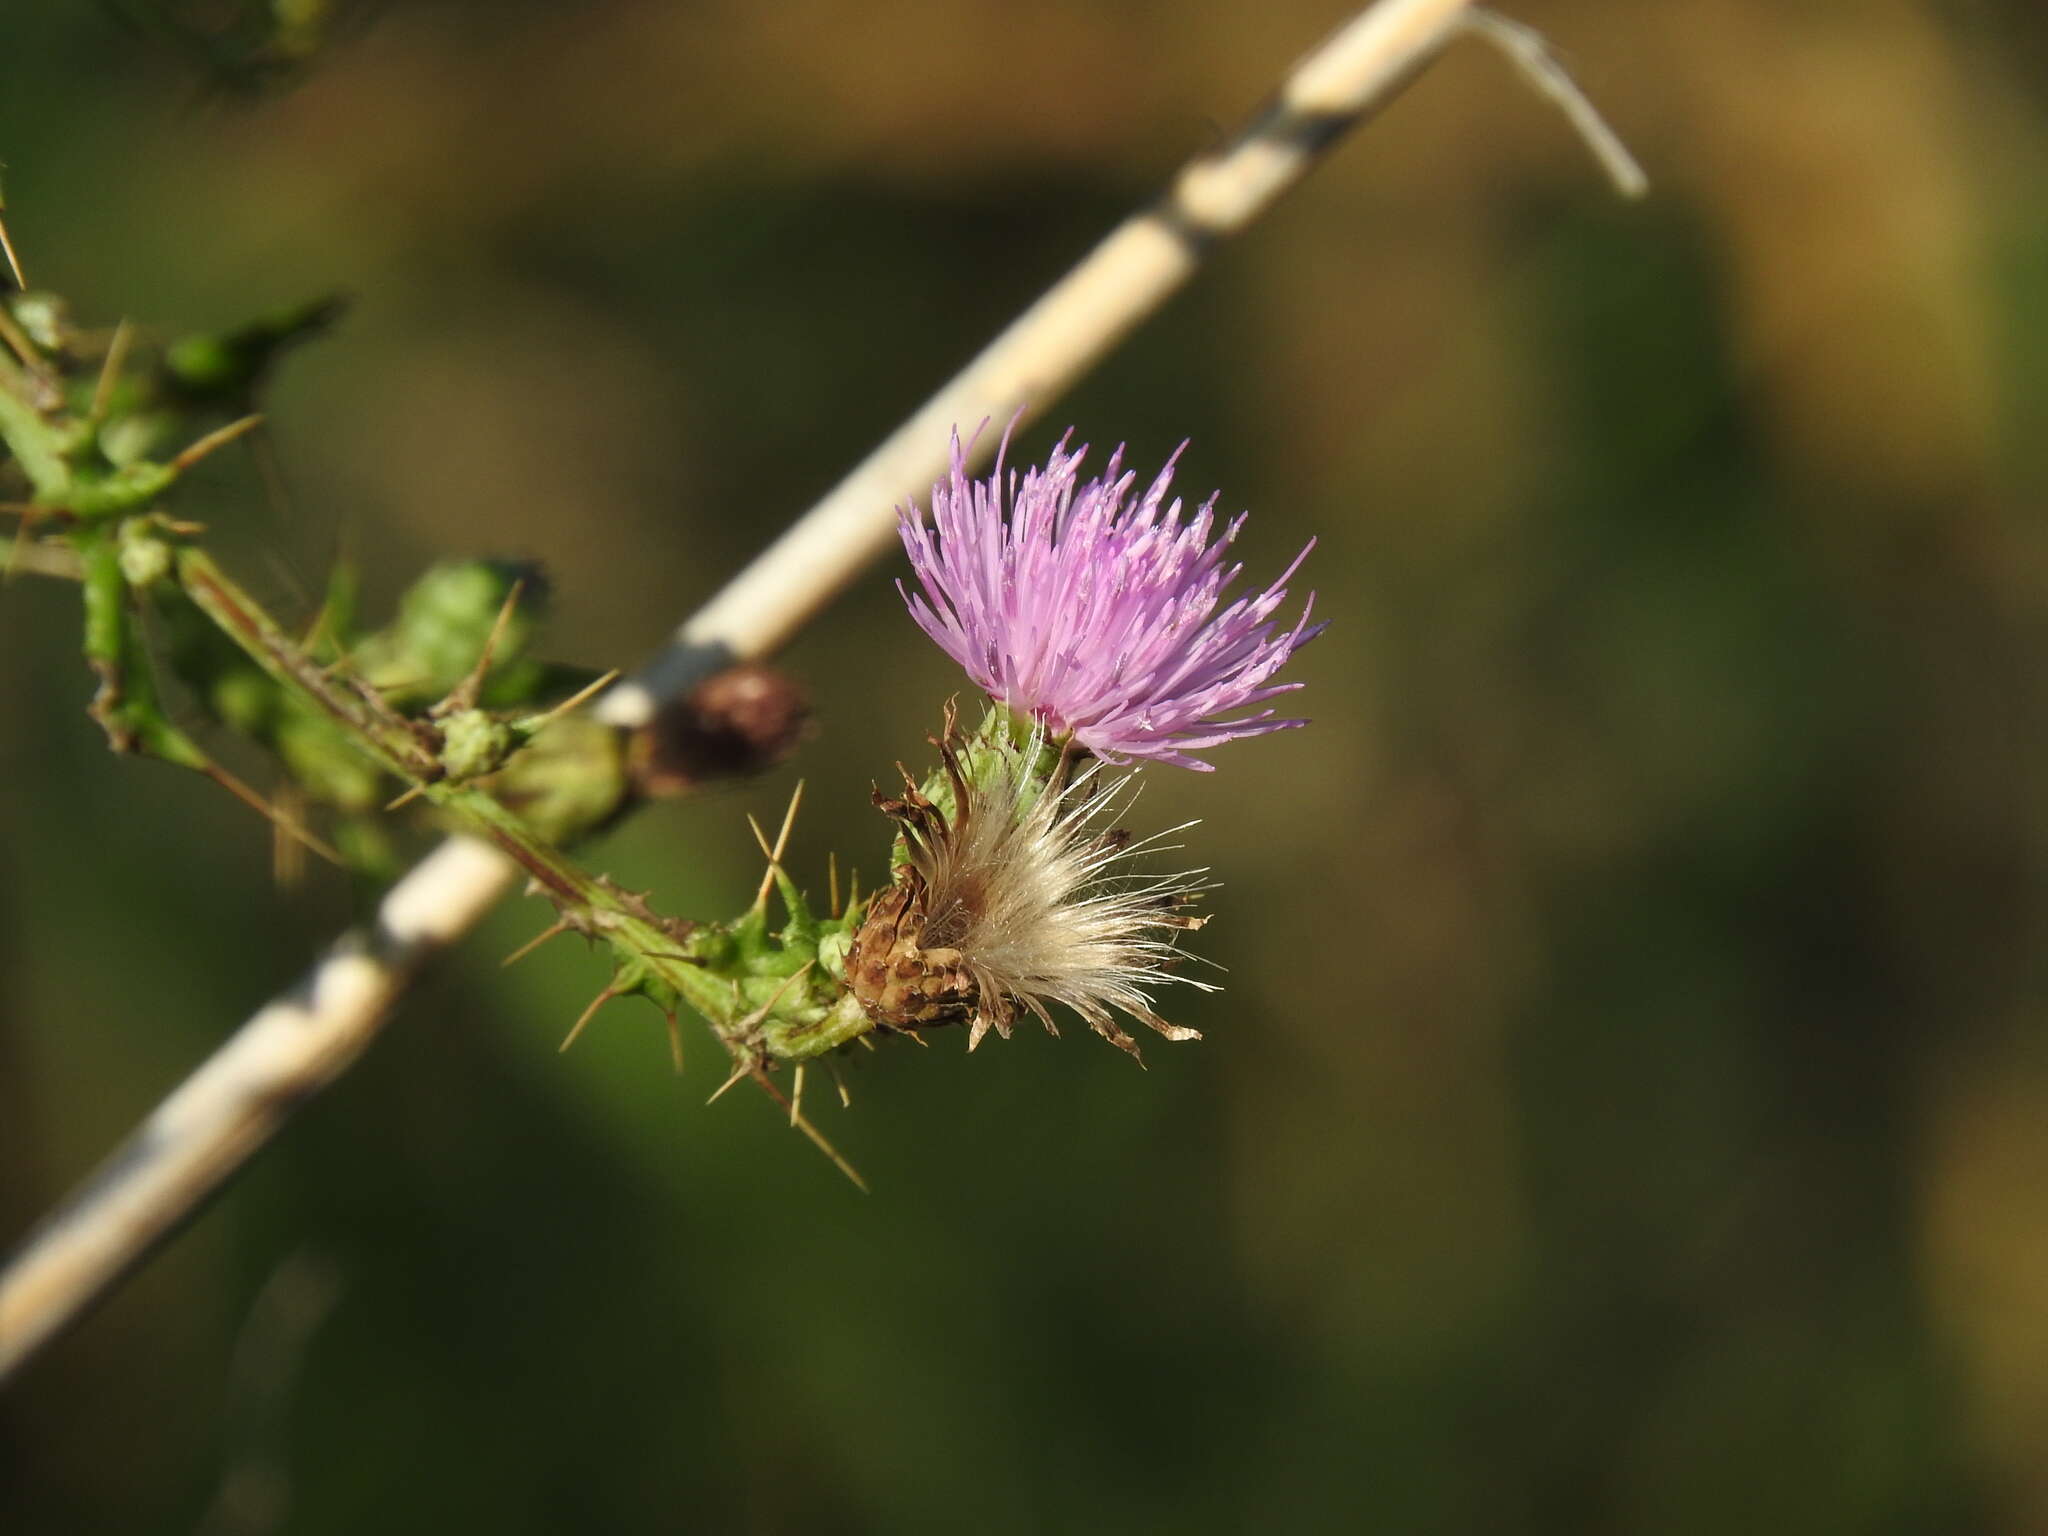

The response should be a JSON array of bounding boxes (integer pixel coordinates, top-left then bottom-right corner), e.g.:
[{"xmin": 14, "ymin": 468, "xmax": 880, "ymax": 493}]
[
  {"xmin": 175, "ymin": 546, "xmax": 865, "ymax": 1059},
  {"xmin": 176, "ymin": 549, "xmax": 443, "ymax": 778}
]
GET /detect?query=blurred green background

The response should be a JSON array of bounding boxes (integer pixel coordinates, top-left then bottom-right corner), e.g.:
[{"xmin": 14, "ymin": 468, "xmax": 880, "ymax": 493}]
[{"xmin": 4, "ymin": 1, "xmax": 2047, "ymax": 1530}]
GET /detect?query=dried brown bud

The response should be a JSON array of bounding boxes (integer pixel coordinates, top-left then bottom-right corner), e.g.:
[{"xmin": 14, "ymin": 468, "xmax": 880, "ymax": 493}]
[
  {"xmin": 846, "ymin": 877, "xmax": 982, "ymax": 1029},
  {"xmin": 628, "ymin": 663, "xmax": 810, "ymax": 797}
]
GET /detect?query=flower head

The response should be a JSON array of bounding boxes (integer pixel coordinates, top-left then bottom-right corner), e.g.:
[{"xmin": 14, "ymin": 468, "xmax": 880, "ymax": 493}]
[
  {"xmin": 898, "ymin": 430, "xmax": 1323, "ymax": 770},
  {"xmin": 846, "ymin": 712, "xmax": 1212, "ymax": 1059}
]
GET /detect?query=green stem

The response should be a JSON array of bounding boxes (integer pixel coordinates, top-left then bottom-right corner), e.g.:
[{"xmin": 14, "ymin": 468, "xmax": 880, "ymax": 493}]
[{"xmin": 176, "ymin": 548, "xmax": 441, "ymax": 779}]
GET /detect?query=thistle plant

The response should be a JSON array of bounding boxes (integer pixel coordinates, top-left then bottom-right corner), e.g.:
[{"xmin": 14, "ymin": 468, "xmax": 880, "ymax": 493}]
[
  {"xmin": 5, "ymin": 385, "xmax": 1324, "ymax": 1125},
  {"xmin": 0, "ymin": 0, "xmax": 1647, "ymax": 1380},
  {"xmin": 550, "ymin": 432, "xmax": 1322, "ymax": 1074},
  {"xmin": 2, "ymin": 273, "xmax": 1312, "ymax": 1099},
  {"xmin": 846, "ymin": 432, "xmax": 1322, "ymax": 1057}
]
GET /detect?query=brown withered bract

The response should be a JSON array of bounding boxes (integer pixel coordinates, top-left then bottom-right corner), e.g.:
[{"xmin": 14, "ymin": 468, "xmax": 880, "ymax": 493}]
[
  {"xmin": 846, "ymin": 751, "xmax": 991, "ymax": 1031},
  {"xmin": 845, "ymin": 877, "xmax": 981, "ymax": 1028}
]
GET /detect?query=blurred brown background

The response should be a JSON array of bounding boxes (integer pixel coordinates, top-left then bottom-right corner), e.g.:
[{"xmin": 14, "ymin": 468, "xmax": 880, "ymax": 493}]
[{"xmin": 3, "ymin": 1, "xmax": 2046, "ymax": 1530}]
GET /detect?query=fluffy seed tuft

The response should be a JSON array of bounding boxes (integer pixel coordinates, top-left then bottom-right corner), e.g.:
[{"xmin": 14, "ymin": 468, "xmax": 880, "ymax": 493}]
[{"xmin": 847, "ymin": 723, "xmax": 1212, "ymax": 1060}]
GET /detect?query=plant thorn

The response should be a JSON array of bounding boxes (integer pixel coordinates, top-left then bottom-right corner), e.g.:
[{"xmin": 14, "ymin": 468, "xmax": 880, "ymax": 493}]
[
  {"xmin": 734, "ymin": 961, "xmax": 815, "ymax": 1038},
  {"xmin": 435, "ymin": 577, "xmax": 525, "ymax": 716},
  {"xmin": 171, "ymin": 413, "xmax": 264, "ymax": 473},
  {"xmin": 2, "ymin": 505, "xmax": 43, "ymax": 581},
  {"xmin": 706, "ymin": 1057, "xmax": 755, "ymax": 1105},
  {"xmin": 198, "ymin": 761, "xmax": 347, "ymax": 869},
  {"xmin": 90, "ymin": 318, "xmax": 133, "ymax": 425},
  {"xmin": 384, "ymin": 782, "xmax": 427, "ymax": 812},
  {"xmin": 558, "ymin": 984, "xmax": 618, "ymax": 1053},
  {"xmin": 749, "ymin": 1073, "xmax": 867, "ymax": 1191},
  {"xmin": 501, "ymin": 918, "xmax": 571, "ymax": 969},
  {"xmin": 750, "ymin": 778, "xmax": 805, "ymax": 910},
  {"xmin": 270, "ymin": 781, "xmax": 308, "ymax": 889},
  {"xmin": 0, "ymin": 299, "xmax": 37, "ymax": 374},
  {"xmin": 514, "ymin": 668, "xmax": 619, "ymax": 737},
  {"xmin": 0, "ymin": 205, "xmax": 25, "ymax": 289}
]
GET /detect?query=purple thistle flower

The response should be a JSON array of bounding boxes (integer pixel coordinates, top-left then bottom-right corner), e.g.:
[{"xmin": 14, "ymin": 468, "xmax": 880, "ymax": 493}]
[{"xmin": 897, "ymin": 429, "xmax": 1324, "ymax": 770}]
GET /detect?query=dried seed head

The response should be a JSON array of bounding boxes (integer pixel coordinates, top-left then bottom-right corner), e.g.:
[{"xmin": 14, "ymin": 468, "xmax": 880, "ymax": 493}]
[{"xmin": 846, "ymin": 722, "xmax": 1212, "ymax": 1060}]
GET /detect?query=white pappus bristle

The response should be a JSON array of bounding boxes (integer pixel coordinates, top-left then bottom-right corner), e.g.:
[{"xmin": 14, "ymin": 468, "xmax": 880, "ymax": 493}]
[{"xmin": 911, "ymin": 737, "xmax": 1216, "ymax": 1059}]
